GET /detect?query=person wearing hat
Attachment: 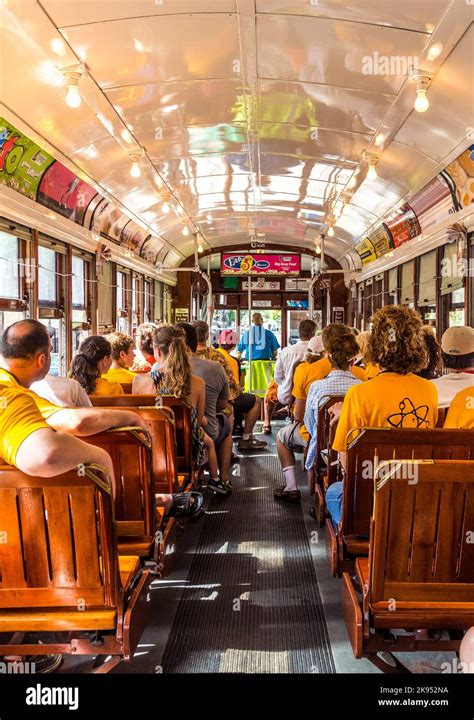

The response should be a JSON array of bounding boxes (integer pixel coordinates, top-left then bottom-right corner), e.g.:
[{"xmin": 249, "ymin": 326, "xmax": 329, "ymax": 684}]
[{"xmin": 431, "ymin": 326, "xmax": 474, "ymax": 408}]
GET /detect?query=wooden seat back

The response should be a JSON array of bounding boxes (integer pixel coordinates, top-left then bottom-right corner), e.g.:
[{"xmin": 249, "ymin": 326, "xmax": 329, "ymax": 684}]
[
  {"xmin": 343, "ymin": 428, "xmax": 474, "ymax": 541},
  {"xmin": 86, "ymin": 428, "xmax": 156, "ymax": 557},
  {"xmin": 95, "ymin": 407, "xmax": 178, "ymax": 494},
  {"xmin": 158, "ymin": 395, "xmax": 193, "ymax": 476},
  {"xmin": 119, "ymin": 383, "xmax": 133, "ymax": 394},
  {"xmin": 370, "ymin": 460, "xmax": 474, "ymax": 606},
  {"xmin": 91, "ymin": 394, "xmax": 156, "ymax": 407},
  {"xmin": 0, "ymin": 464, "xmax": 120, "ymax": 611},
  {"xmin": 315, "ymin": 395, "xmax": 345, "ymax": 480}
]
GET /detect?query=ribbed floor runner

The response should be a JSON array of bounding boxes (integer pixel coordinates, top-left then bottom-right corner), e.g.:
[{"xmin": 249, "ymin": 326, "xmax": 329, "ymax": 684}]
[{"xmin": 161, "ymin": 452, "xmax": 336, "ymax": 673}]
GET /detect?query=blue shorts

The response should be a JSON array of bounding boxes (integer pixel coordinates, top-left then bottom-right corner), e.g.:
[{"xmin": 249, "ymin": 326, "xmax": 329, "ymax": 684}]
[{"xmin": 214, "ymin": 413, "xmax": 231, "ymax": 445}]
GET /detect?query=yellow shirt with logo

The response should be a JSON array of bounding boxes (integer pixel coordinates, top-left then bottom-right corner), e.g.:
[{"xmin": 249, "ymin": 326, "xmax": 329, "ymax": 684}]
[
  {"xmin": 92, "ymin": 377, "xmax": 124, "ymax": 396},
  {"xmin": 102, "ymin": 367, "xmax": 137, "ymax": 384},
  {"xmin": 0, "ymin": 368, "xmax": 62, "ymax": 466},
  {"xmin": 444, "ymin": 386, "xmax": 474, "ymax": 429},
  {"xmin": 292, "ymin": 356, "xmax": 367, "ymax": 400},
  {"xmin": 332, "ymin": 372, "xmax": 438, "ymax": 452}
]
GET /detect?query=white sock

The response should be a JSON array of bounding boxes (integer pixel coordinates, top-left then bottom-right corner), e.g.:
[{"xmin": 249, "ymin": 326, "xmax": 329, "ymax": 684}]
[
  {"xmin": 282, "ymin": 465, "xmax": 297, "ymax": 491},
  {"xmin": 242, "ymin": 433, "xmax": 251, "ymax": 441}
]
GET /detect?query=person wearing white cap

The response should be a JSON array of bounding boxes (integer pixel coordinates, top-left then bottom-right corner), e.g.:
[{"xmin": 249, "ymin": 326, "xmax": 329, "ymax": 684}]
[{"xmin": 431, "ymin": 326, "xmax": 474, "ymax": 408}]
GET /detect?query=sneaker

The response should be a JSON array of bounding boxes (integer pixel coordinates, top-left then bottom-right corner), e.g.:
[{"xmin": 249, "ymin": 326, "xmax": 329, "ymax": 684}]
[
  {"xmin": 221, "ymin": 479, "xmax": 233, "ymax": 492},
  {"xmin": 376, "ymin": 651, "xmax": 397, "ymax": 668},
  {"xmin": 273, "ymin": 486, "xmax": 301, "ymax": 502},
  {"xmin": 207, "ymin": 478, "xmax": 231, "ymax": 495},
  {"xmin": 238, "ymin": 436, "xmax": 268, "ymax": 451}
]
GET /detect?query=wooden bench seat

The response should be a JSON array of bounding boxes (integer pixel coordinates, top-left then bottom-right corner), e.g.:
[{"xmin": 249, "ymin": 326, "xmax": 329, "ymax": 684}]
[
  {"xmin": 326, "ymin": 428, "xmax": 474, "ymax": 577},
  {"xmin": 342, "ymin": 459, "xmax": 474, "ymax": 672},
  {"xmin": 0, "ymin": 465, "xmax": 151, "ymax": 671}
]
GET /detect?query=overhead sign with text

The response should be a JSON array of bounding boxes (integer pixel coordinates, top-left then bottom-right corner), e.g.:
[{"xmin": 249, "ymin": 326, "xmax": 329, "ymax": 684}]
[{"xmin": 221, "ymin": 253, "xmax": 300, "ymax": 276}]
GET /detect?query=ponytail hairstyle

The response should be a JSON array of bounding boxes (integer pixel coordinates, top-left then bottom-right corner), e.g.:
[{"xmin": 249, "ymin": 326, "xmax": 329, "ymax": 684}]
[
  {"xmin": 152, "ymin": 325, "xmax": 192, "ymax": 401},
  {"xmin": 69, "ymin": 335, "xmax": 112, "ymax": 393},
  {"xmin": 326, "ymin": 331, "xmax": 360, "ymax": 371}
]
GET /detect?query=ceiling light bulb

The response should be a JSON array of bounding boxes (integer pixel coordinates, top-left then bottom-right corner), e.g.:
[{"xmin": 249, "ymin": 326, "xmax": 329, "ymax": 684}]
[
  {"xmin": 182, "ymin": 226, "xmax": 189, "ymax": 236},
  {"xmin": 327, "ymin": 225, "xmax": 334, "ymax": 237},
  {"xmin": 315, "ymin": 245, "xmax": 321, "ymax": 255},
  {"xmin": 65, "ymin": 83, "xmax": 81, "ymax": 109},
  {"xmin": 130, "ymin": 159, "xmax": 141, "ymax": 178},
  {"xmin": 198, "ymin": 243, "xmax": 204, "ymax": 253},
  {"xmin": 162, "ymin": 202, "xmax": 170, "ymax": 214},
  {"xmin": 414, "ymin": 87, "xmax": 430, "ymax": 113},
  {"xmin": 367, "ymin": 163, "xmax": 378, "ymax": 181}
]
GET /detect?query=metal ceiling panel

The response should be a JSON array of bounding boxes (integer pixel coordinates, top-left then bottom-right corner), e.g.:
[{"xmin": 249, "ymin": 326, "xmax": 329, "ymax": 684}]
[
  {"xmin": 257, "ymin": 13, "xmax": 431, "ymax": 94},
  {"xmin": 61, "ymin": 14, "xmax": 240, "ymax": 88},
  {"xmin": 256, "ymin": 0, "xmax": 451, "ymax": 34},
  {"xmin": 42, "ymin": 0, "xmax": 237, "ymax": 27}
]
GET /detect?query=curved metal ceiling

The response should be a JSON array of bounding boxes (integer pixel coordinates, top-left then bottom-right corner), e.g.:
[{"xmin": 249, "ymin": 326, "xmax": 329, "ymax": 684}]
[{"xmin": 0, "ymin": 0, "xmax": 472, "ymax": 271}]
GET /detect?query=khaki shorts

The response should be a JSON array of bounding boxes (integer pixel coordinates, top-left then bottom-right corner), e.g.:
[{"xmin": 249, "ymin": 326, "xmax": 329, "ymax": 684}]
[{"xmin": 277, "ymin": 422, "xmax": 307, "ymax": 453}]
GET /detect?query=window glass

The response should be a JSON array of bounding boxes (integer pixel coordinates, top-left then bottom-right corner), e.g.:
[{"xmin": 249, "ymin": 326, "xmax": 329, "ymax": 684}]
[
  {"xmin": 0, "ymin": 232, "xmax": 20, "ymax": 299},
  {"xmin": 38, "ymin": 247, "xmax": 57, "ymax": 303},
  {"xmin": 72, "ymin": 256, "xmax": 85, "ymax": 308}
]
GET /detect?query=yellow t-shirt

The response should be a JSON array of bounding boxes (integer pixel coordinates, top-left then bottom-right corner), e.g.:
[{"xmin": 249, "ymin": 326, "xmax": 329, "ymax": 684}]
[
  {"xmin": 92, "ymin": 377, "xmax": 124, "ymax": 396},
  {"xmin": 332, "ymin": 372, "xmax": 439, "ymax": 452},
  {"xmin": 216, "ymin": 348, "xmax": 240, "ymax": 385},
  {"xmin": 292, "ymin": 357, "xmax": 367, "ymax": 400},
  {"xmin": 0, "ymin": 368, "xmax": 62, "ymax": 466},
  {"xmin": 364, "ymin": 362, "xmax": 381, "ymax": 380},
  {"xmin": 444, "ymin": 386, "xmax": 474, "ymax": 429},
  {"xmin": 102, "ymin": 367, "xmax": 137, "ymax": 384}
]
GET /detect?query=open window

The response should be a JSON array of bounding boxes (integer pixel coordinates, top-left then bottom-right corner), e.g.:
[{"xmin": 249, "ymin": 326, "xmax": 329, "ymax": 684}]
[
  {"xmin": 0, "ymin": 223, "xmax": 30, "ymax": 334},
  {"xmin": 38, "ymin": 239, "xmax": 67, "ymax": 376}
]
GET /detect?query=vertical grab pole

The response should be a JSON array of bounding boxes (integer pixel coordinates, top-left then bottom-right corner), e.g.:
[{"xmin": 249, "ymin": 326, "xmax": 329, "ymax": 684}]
[{"xmin": 247, "ymin": 273, "xmax": 252, "ymax": 393}]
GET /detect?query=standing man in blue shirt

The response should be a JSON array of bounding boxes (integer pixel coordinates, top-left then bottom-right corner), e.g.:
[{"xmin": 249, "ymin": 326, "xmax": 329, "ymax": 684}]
[{"xmin": 237, "ymin": 312, "xmax": 280, "ymax": 360}]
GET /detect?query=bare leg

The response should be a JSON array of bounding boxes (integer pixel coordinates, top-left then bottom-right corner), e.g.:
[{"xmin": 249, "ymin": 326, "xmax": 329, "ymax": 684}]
[
  {"xmin": 277, "ymin": 436, "xmax": 295, "ymax": 469},
  {"xmin": 460, "ymin": 627, "xmax": 474, "ymax": 670},
  {"xmin": 216, "ymin": 416, "xmax": 234, "ymax": 483},
  {"xmin": 243, "ymin": 396, "xmax": 261, "ymax": 436},
  {"xmin": 203, "ymin": 433, "xmax": 218, "ymax": 478}
]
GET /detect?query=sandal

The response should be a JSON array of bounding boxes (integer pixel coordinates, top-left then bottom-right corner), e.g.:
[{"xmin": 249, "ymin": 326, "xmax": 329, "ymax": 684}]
[
  {"xmin": 167, "ymin": 492, "xmax": 204, "ymax": 518},
  {"xmin": 273, "ymin": 486, "xmax": 301, "ymax": 502}
]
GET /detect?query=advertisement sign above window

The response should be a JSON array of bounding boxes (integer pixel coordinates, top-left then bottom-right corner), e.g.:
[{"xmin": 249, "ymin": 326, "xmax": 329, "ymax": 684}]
[{"xmin": 221, "ymin": 253, "xmax": 300, "ymax": 275}]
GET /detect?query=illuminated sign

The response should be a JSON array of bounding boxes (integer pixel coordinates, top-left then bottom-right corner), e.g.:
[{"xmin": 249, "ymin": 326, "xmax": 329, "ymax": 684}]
[{"xmin": 221, "ymin": 253, "xmax": 300, "ymax": 275}]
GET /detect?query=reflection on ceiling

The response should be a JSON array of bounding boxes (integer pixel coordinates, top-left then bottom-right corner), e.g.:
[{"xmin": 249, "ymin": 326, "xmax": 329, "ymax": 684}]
[{"xmin": 0, "ymin": 0, "xmax": 472, "ymax": 272}]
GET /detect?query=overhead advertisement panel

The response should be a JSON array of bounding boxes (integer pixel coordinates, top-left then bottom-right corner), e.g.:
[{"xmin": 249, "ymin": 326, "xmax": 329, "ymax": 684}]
[
  {"xmin": 37, "ymin": 161, "xmax": 97, "ymax": 224},
  {"xmin": 384, "ymin": 202, "xmax": 421, "ymax": 248},
  {"xmin": 354, "ymin": 237, "xmax": 376, "ymax": 266},
  {"xmin": 0, "ymin": 117, "xmax": 54, "ymax": 199},
  {"xmin": 367, "ymin": 225, "xmax": 393, "ymax": 258},
  {"xmin": 408, "ymin": 174, "xmax": 456, "ymax": 234},
  {"xmin": 221, "ymin": 253, "xmax": 300, "ymax": 275}
]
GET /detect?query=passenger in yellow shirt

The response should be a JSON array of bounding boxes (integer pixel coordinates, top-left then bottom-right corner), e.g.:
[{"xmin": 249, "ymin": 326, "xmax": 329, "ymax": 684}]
[
  {"xmin": 328, "ymin": 306, "xmax": 438, "ymax": 528},
  {"xmin": 217, "ymin": 329, "xmax": 240, "ymax": 386},
  {"xmin": 275, "ymin": 323, "xmax": 367, "ymax": 502},
  {"xmin": 69, "ymin": 336, "xmax": 123, "ymax": 396},
  {"xmin": 0, "ymin": 320, "xmax": 148, "ymax": 476},
  {"xmin": 103, "ymin": 331, "xmax": 137, "ymax": 384},
  {"xmin": 444, "ymin": 386, "xmax": 474, "ymax": 428}
]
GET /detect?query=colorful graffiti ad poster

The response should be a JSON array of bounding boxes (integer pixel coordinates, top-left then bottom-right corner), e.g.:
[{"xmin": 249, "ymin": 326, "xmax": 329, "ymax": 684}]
[
  {"xmin": 367, "ymin": 225, "xmax": 393, "ymax": 258},
  {"xmin": 384, "ymin": 203, "xmax": 421, "ymax": 248},
  {"xmin": 0, "ymin": 118, "xmax": 54, "ymax": 200},
  {"xmin": 37, "ymin": 161, "xmax": 97, "ymax": 224},
  {"xmin": 221, "ymin": 253, "xmax": 300, "ymax": 275},
  {"xmin": 444, "ymin": 145, "xmax": 474, "ymax": 210},
  {"xmin": 354, "ymin": 237, "xmax": 376, "ymax": 266},
  {"xmin": 408, "ymin": 174, "xmax": 455, "ymax": 234}
]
